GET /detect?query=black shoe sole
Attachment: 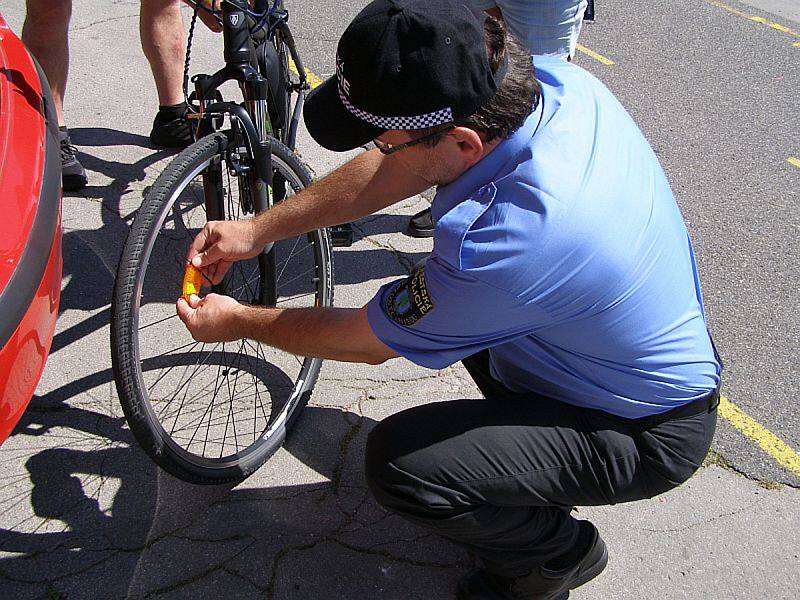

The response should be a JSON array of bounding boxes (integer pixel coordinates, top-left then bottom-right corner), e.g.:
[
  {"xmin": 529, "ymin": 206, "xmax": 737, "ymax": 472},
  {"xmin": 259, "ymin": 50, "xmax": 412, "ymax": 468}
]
[
  {"xmin": 568, "ymin": 541, "xmax": 608, "ymax": 593},
  {"xmin": 405, "ymin": 224, "xmax": 435, "ymax": 238},
  {"xmin": 546, "ymin": 535, "xmax": 608, "ymax": 600}
]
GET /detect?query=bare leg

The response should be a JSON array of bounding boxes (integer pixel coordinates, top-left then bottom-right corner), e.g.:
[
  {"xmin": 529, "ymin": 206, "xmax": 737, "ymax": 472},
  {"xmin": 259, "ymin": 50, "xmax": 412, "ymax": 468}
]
[
  {"xmin": 140, "ymin": 0, "xmax": 185, "ymax": 107},
  {"xmin": 22, "ymin": 0, "xmax": 72, "ymax": 126}
]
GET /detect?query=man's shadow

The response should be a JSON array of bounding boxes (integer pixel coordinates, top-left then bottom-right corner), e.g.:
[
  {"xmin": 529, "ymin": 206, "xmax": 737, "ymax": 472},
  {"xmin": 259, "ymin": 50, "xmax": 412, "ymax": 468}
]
[
  {"xmin": 66, "ymin": 127, "xmax": 172, "ymax": 203},
  {"xmin": 0, "ymin": 367, "xmax": 468, "ymax": 600}
]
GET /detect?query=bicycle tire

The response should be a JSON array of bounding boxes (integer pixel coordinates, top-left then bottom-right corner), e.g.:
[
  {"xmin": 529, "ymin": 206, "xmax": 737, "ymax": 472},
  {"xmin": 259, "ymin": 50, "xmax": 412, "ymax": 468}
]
[{"xmin": 111, "ymin": 132, "xmax": 333, "ymax": 484}]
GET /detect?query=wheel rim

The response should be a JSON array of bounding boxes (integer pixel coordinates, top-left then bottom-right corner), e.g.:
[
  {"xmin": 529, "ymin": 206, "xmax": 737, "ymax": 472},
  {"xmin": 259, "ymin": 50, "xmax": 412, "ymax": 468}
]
[{"xmin": 128, "ymin": 150, "xmax": 329, "ymax": 471}]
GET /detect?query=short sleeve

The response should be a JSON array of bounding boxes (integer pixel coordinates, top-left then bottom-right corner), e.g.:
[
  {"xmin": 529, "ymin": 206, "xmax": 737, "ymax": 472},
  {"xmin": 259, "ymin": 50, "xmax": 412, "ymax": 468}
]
[{"xmin": 366, "ymin": 256, "xmax": 548, "ymax": 369}]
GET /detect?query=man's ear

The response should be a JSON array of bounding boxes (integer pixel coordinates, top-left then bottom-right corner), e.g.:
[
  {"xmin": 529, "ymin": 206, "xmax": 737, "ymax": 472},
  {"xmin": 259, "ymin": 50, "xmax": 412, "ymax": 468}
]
[{"xmin": 449, "ymin": 127, "xmax": 485, "ymax": 164}]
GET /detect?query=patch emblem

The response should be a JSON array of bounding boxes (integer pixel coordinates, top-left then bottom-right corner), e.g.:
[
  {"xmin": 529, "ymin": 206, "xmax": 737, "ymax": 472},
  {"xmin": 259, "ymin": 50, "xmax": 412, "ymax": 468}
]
[{"xmin": 386, "ymin": 267, "xmax": 434, "ymax": 327}]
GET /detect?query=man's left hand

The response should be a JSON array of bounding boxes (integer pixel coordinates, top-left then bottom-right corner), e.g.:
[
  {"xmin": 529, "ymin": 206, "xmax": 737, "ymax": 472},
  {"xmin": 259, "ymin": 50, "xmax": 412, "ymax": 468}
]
[{"xmin": 176, "ymin": 293, "xmax": 244, "ymax": 343}]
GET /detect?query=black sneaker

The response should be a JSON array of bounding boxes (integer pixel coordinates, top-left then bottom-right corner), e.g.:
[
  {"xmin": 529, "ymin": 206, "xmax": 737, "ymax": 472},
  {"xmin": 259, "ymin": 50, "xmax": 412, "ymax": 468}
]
[
  {"xmin": 457, "ymin": 523, "xmax": 608, "ymax": 600},
  {"xmin": 149, "ymin": 104, "xmax": 193, "ymax": 148},
  {"xmin": 406, "ymin": 206, "xmax": 434, "ymax": 238},
  {"xmin": 59, "ymin": 129, "xmax": 87, "ymax": 191}
]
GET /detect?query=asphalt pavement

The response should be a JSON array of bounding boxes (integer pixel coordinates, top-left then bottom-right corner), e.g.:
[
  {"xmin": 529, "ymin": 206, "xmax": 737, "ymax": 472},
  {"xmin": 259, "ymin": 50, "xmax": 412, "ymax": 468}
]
[{"xmin": 0, "ymin": 0, "xmax": 798, "ymax": 599}]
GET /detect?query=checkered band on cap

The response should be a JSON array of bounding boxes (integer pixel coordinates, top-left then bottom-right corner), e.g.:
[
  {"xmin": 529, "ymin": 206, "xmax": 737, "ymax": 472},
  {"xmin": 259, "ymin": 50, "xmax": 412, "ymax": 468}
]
[{"xmin": 338, "ymin": 86, "xmax": 454, "ymax": 130}]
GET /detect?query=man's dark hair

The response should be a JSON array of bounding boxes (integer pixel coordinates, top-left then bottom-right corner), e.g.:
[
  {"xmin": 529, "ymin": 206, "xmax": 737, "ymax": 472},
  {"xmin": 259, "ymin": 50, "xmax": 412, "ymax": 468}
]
[{"xmin": 413, "ymin": 16, "xmax": 539, "ymax": 145}]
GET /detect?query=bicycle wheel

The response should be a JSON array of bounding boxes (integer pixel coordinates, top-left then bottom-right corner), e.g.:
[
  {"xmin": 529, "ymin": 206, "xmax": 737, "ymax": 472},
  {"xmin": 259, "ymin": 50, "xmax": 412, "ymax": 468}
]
[{"xmin": 111, "ymin": 132, "xmax": 333, "ymax": 484}]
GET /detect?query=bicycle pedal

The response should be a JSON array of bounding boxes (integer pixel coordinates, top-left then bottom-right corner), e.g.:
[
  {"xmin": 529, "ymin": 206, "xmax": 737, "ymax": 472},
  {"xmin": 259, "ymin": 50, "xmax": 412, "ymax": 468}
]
[{"xmin": 330, "ymin": 223, "xmax": 354, "ymax": 247}]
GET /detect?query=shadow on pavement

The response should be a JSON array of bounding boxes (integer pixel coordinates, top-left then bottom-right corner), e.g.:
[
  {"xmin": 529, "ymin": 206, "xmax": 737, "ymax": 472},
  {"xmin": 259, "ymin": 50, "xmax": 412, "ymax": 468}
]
[
  {"xmin": 65, "ymin": 127, "xmax": 174, "ymax": 205},
  {"xmin": 52, "ymin": 128, "xmax": 174, "ymax": 353},
  {"xmin": 1, "ymin": 128, "xmax": 464, "ymax": 596},
  {"xmin": 0, "ymin": 369, "xmax": 467, "ymax": 599}
]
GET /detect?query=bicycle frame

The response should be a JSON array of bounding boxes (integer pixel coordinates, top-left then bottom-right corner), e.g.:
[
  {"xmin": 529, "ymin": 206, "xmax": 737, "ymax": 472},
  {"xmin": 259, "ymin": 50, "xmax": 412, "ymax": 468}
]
[
  {"xmin": 187, "ymin": 0, "xmax": 310, "ymax": 305},
  {"xmin": 193, "ymin": 4, "xmax": 307, "ymax": 137}
]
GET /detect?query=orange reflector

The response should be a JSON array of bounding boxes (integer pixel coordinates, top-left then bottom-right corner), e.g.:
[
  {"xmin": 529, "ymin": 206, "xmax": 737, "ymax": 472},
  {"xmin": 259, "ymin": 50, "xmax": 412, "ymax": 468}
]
[{"xmin": 182, "ymin": 264, "xmax": 203, "ymax": 301}]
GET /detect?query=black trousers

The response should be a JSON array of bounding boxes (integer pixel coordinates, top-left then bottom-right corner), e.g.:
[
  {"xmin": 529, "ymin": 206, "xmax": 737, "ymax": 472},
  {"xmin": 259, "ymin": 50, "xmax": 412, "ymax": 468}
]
[{"xmin": 365, "ymin": 350, "xmax": 718, "ymax": 577}]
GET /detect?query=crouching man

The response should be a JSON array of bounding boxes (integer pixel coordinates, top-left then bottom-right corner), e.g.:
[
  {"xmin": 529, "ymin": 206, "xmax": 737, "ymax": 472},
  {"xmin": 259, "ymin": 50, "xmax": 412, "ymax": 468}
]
[{"xmin": 177, "ymin": 1, "xmax": 721, "ymax": 598}]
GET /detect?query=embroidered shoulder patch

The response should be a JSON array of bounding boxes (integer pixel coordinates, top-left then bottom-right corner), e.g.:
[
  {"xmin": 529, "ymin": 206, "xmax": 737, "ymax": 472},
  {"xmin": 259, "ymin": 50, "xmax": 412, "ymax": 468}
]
[{"xmin": 385, "ymin": 266, "xmax": 434, "ymax": 327}]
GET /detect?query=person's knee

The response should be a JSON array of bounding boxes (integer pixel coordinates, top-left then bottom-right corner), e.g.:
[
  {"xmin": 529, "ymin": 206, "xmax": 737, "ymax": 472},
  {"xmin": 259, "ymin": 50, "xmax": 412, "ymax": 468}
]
[
  {"xmin": 364, "ymin": 415, "xmax": 442, "ymax": 514},
  {"xmin": 364, "ymin": 419, "xmax": 404, "ymax": 508},
  {"xmin": 365, "ymin": 416, "xmax": 469, "ymax": 518},
  {"xmin": 24, "ymin": 0, "xmax": 72, "ymax": 35}
]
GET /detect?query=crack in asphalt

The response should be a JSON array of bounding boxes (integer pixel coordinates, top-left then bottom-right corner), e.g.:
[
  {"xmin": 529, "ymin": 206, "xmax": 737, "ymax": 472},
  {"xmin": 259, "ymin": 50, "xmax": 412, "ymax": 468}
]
[
  {"xmin": 332, "ymin": 409, "xmax": 364, "ymax": 495},
  {"xmin": 703, "ymin": 451, "xmax": 796, "ymax": 490},
  {"xmin": 72, "ymin": 14, "xmax": 138, "ymax": 32},
  {"xmin": 637, "ymin": 500, "xmax": 762, "ymax": 534},
  {"xmin": 140, "ymin": 538, "xmax": 260, "ymax": 598},
  {"xmin": 0, "ymin": 549, "xmax": 123, "ymax": 585},
  {"xmin": 329, "ymin": 537, "xmax": 468, "ymax": 570},
  {"xmin": 263, "ymin": 532, "xmax": 468, "ymax": 599},
  {"xmin": 349, "ymin": 222, "xmax": 417, "ymax": 273}
]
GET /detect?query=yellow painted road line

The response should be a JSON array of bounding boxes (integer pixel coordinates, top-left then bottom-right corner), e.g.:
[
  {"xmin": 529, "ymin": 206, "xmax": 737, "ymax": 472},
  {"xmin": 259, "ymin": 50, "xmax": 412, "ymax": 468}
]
[
  {"xmin": 288, "ymin": 58, "xmax": 324, "ymax": 89},
  {"xmin": 788, "ymin": 157, "xmax": 800, "ymax": 169},
  {"xmin": 703, "ymin": 0, "xmax": 800, "ymax": 46},
  {"xmin": 719, "ymin": 395, "xmax": 800, "ymax": 478},
  {"xmin": 575, "ymin": 44, "xmax": 615, "ymax": 65}
]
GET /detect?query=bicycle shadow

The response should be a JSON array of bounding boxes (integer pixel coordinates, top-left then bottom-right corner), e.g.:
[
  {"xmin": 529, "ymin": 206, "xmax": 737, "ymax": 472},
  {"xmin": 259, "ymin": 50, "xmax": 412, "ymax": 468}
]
[
  {"xmin": 52, "ymin": 128, "xmax": 175, "ymax": 354},
  {"xmin": 1, "ymin": 126, "xmax": 466, "ymax": 597},
  {"xmin": 0, "ymin": 365, "xmax": 467, "ymax": 600}
]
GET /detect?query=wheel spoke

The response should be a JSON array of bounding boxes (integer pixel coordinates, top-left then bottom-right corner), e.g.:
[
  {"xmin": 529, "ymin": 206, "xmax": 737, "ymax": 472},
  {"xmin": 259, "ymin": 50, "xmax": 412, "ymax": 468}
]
[
  {"xmin": 226, "ymin": 263, "xmax": 261, "ymax": 299},
  {"xmin": 275, "ymin": 239, "xmax": 314, "ymax": 273},
  {"xmin": 275, "ymin": 236, "xmax": 303, "ymax": 283},
  {"xmin": 139, "ymin": 313, "xmax": 179, "ymax": 331},
  {"xmin": 276, "ymin": 291, "xmax": 317, "ymax": 305},
  {"xmin": 156, "ymin": 342, "xmax": 220, "ymax": 419},
  {"xmin": 146, "ymin": 341, "xmax": 205, "ymax": 396},
  {"xmin": 275, "ymin": 265, "xmax": 316, "ymax": 290}
]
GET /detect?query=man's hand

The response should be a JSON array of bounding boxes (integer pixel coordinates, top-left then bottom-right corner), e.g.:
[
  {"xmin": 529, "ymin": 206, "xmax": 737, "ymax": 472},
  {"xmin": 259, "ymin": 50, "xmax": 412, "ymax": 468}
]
[
  {"xmin": 187, "ymin": 219, "xmax": 260, "ymax": 284},
  {"xmin": 176, "ymin": 293, "xmax": 244, "ymax": 342}
]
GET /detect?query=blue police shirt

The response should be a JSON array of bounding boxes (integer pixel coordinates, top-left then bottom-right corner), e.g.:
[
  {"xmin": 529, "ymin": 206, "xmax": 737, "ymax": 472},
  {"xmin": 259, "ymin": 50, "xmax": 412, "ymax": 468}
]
[{"xmin": 366, "ymin": 56, "xmax": 721, "ymax": 418}]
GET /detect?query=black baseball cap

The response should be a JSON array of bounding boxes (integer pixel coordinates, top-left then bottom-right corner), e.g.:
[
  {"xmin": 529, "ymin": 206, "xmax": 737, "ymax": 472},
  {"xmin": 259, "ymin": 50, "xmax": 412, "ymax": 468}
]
[{"xmin": 304, "ymin": 0, "xmax": 506, "ymax": 152}]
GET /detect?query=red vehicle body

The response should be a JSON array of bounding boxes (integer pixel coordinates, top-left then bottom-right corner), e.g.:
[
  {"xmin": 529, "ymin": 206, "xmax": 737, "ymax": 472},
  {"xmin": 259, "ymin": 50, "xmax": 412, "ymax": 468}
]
[{"xmin": 0, "ymin": 14, "xmax": 62, "ymax": 445}]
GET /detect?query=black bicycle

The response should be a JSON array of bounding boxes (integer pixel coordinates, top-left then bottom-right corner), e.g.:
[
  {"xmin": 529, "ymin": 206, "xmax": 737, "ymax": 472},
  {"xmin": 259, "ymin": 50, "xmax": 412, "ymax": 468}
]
[{"xmin": 111, "ymin": 0, "xmax": 333, "ymax": 485}]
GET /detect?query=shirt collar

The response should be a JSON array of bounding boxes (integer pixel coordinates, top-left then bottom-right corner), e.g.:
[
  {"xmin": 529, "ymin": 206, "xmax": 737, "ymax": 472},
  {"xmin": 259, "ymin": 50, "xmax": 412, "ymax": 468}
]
[{"xmin": 432, "ymin": 91, "xmax": 545, "ymax": 222}]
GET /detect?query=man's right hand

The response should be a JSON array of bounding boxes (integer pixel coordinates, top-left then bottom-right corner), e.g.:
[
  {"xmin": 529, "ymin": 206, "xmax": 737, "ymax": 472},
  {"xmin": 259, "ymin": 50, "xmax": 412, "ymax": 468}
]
[{"xmin": 187, "ymin": 219, "xmax": 261, "ymax": 284}]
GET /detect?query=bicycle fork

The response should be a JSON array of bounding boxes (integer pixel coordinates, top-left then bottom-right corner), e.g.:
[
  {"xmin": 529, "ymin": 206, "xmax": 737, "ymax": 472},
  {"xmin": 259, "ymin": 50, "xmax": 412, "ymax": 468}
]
[
  {"xmin": 192, "ymin": 0, "xmax": 279, "ymax": 305},
  {"xmin": 243, "ymin": 77, "xmax": 279, "ymax": 307}
]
